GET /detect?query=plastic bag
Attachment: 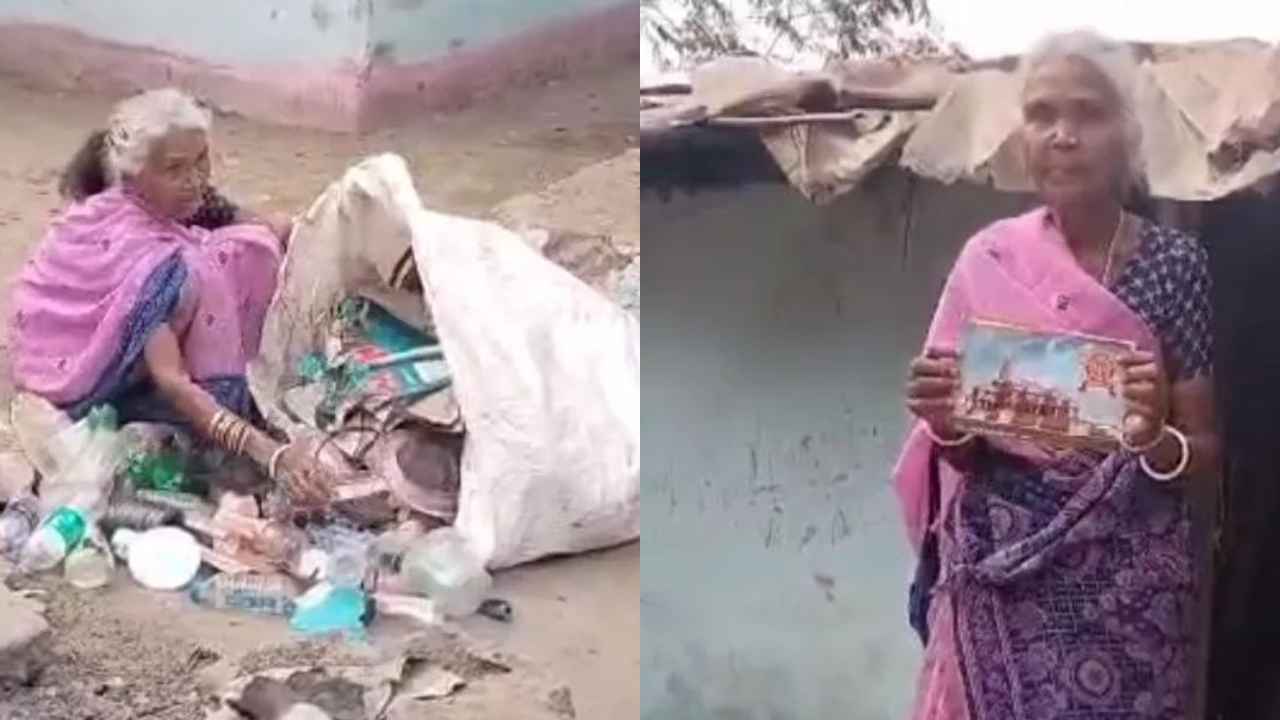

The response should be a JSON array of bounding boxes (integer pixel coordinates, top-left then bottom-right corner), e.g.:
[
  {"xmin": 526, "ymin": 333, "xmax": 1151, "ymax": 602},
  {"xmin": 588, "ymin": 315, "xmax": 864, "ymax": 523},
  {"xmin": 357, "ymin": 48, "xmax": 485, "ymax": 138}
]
[
  {"xmin": 409, "ymin": 180, "xmax": 640, "ymax": 569},
  {"xmin": 10, "ymin": 393, "xmax": 74, "ymax": 480},
  {"xmin": 401, "ymin": 527, "xmax": 492, "ymax": 618},
  {"xmin": 29, "ymin": 405, "xmax": 126, "ymax": 517}
]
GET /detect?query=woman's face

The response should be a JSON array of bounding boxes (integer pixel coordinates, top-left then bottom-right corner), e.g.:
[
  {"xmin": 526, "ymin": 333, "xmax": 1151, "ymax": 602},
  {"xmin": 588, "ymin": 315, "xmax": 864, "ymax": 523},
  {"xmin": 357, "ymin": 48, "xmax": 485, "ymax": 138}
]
[
  {"xmin": 132, "ymin": 127, "xmax": 211, "ymax": 220},
  {"xmin": 1020, "ymin": 56, "xmax": 1130, "ymax": 208}
]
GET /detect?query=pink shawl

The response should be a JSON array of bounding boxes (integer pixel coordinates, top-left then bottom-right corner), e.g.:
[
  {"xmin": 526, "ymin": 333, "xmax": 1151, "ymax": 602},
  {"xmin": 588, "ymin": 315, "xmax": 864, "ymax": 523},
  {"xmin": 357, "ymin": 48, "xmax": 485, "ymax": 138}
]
[
  {"xmin": 893, "ymin": 207, "xmax": 1160, "ymax": 552},
  {"xmin": 11, "ymin": 187, "xmax": 280, "ymax": 411},
  {"xmin": 897, "ymin": 208, "xmax": 1165, "ymax": 720}
]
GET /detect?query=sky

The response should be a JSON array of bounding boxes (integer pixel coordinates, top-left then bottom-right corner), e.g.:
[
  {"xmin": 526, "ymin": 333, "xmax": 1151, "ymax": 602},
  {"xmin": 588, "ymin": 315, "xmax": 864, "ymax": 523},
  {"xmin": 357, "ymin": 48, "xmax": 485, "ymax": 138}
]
[
  {"xmin": 641, "ymin": 0, "xmax": 1280, "ymax": 78},
  {"xmin": 931, "ymin": 0, "xmax": 1280, "ymax": 59}
]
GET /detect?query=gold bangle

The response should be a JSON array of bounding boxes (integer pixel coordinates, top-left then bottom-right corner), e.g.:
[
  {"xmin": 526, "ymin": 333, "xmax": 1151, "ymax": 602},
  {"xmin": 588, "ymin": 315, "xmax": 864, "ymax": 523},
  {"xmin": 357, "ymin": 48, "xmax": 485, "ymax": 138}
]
[
  {"xmin": 231, "ymin": 419, "xmax": 249, "ymax": 456},
  {"xmin": 268, "ymin": 445, "xmax": 289, "ymax": 482},
  {"xmin": 207, "ymin": 410, "xmax": 229, "ymax": 446},
  {"xmin": 226, "ymin": 418, "xmax": 243, "ymax": 455},
  {"xmin": 208, "ymin": 410, "xmax": 252, "ymax": 455},
  {"xmin": 206, "ymin": 410, "xmax": 224, "ymax": 440},
  {"xmin": 219, "ymin": 416, "xmax": 236, "ymax": 450},
  {"xmin": 235, "ymin": 423, "xmax": 253, "ymax": 456}
]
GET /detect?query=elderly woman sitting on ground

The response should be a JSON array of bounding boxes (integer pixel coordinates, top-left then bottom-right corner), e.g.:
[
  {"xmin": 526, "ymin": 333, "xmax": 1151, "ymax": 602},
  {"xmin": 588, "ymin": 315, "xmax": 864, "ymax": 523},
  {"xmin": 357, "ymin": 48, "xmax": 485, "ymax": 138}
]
[{"xmin": 11, "ymin": 88, "xmax": 331, "ymax": 503}]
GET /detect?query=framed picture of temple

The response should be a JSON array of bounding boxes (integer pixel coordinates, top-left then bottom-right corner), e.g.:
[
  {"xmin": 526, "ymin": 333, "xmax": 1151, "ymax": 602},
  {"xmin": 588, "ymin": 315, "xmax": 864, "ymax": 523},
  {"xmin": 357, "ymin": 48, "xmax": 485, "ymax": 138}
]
[{"xmin": 951, "ymin": 320, "xmax": 1135, "ymax": 450}]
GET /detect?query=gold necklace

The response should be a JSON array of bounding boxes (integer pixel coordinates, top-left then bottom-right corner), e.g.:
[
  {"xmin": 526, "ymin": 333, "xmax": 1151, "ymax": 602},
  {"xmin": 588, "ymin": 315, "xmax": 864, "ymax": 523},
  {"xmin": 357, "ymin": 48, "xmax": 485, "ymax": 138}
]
[{"xmin": 1100, "ymin": 210, "xmax": 1126, "ymax": 287}]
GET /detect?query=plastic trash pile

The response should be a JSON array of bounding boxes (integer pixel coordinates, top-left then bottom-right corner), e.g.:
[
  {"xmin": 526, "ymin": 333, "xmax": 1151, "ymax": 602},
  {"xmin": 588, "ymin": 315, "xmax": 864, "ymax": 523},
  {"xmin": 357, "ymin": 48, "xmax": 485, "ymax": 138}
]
[
  {"xmin": 0, "ymin": 394, "xmax": 505, "ymax": 641},
  {"xmin": 0, "ymin": 152, "xmax": 639, "ymax": 652}
]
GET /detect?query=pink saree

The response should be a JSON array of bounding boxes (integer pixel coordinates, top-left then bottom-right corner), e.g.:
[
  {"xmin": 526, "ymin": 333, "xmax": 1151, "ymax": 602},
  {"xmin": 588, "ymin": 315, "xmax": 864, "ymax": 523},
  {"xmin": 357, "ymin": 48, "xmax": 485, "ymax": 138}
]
[
  {"xmin": 895, "ymin": 208, "xmax": 1197, "ymax": 720},
  {"xmin": 11, "ymin": 186, "xmax": 280, "ymax": 421}
]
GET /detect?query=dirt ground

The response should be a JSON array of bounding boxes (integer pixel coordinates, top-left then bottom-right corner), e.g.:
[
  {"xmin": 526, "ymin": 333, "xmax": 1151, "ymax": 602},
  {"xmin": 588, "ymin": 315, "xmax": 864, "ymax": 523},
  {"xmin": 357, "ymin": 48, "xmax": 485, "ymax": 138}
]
[{"xmin": 0, "ymin": 64, "xmax": 638, "ymax": 720}]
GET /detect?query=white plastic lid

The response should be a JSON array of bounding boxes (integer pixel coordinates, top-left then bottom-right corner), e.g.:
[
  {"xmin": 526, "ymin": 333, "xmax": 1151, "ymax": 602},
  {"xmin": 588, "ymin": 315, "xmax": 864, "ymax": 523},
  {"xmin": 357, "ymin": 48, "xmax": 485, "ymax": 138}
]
[{"xmin": 127, "ymin": 526, "xmax": 202, "ymax": 591}]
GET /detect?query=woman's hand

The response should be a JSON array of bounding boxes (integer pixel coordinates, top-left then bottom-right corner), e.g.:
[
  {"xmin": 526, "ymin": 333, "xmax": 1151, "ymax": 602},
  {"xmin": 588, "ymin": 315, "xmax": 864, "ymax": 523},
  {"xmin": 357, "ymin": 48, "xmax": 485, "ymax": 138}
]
[
  {"xmin": 274, "ymin": 442, "xmax": 336, "ymax": 506},
  {"xmin": 1119, "ymin": 350, "xmax": 1170, "ymax": 448},
  {"xmin": 906, "ymin": 347, "xmax": 963, "ymax": 439}
]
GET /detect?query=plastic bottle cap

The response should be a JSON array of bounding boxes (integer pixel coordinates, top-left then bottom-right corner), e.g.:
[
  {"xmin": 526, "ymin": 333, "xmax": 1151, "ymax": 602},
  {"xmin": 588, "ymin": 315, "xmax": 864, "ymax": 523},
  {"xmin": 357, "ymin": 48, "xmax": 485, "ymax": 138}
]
[
  {"xmin": 111, "ymin": 528, "xmax": 139, "ymax": 561},
  {"xmin": 127, "ymin": 526, "xmax": 201, "ymax": 590}
]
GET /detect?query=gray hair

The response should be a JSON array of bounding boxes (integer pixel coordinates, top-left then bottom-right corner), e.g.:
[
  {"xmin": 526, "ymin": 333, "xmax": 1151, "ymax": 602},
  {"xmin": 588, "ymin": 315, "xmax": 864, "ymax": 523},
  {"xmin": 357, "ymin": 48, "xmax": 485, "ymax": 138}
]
[
  {"xmin": 1019, "ymin": 30, "xmax": 1146, "ymax": 193},
  {"xmin": 104, "ymin": 88, "xmax": 212, "ymax": 182}
]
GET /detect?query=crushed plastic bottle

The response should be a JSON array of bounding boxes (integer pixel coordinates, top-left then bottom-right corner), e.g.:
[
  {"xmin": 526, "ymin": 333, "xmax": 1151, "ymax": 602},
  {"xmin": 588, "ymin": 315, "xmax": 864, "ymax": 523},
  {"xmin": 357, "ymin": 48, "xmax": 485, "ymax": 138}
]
[
  {"xmin": 401, "ymin": 527, "xmax": 492, "ymax": 618},
  {"xmin": 99, "ymin": 499, "xmax": 180, "ymax": 534},
  {"xmin": 18, "ymin": 506, "xmax": 89, "ymax": 573},
  {"xmin": 306, "ymin": 525, "xmax": 371, "ymax": 589},
  {"xmin": 190, "ymin": 573, "xmax": 300, "ymax": 617},
  {"xmin": 33, "ymin": 406, "xmax": 124, "ymax": 517},
  {"xmin": 64, "ymin": 542, "xmax": 113, "ymax": 590},
  {"xmin": 326, "ymin": 546, "xmax": 368, "ymax": 589},
  {"xmin": 125, "ymin": 450, "xmax": 189, "ymax": 493},
  {"xmin": 133, "ymin": 490, "xmax": 216, "ymax": 523},
  {"xmin": 10, "ymin": 393, "xmax": 74, "ymax": 480},
  {"xmin": 0, "ymin": 495, "xmax": 39, "ymax": 559},
  {"xmin": 290, "ymin": 581, "xmax": 373, "ymax": 637},
  {"xmin": 372, "ymin": 592, "xmax": 442, "ymax": 628}
]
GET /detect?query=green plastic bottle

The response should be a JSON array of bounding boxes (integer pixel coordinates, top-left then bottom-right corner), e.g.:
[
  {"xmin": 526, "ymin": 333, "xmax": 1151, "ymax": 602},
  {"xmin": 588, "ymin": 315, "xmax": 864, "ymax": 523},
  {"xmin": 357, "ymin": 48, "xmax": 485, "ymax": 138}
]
[{"xmin": 126, "ymin": 450, "xmax": 189, "ymax": 493}]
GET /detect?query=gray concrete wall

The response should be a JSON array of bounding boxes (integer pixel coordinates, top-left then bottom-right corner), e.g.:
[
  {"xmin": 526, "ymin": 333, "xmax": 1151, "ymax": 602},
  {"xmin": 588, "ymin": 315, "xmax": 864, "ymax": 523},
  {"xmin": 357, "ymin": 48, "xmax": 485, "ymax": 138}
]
[{"xmin": 640, "ymin": 172, "xmax": 1029, "ymax": 719}]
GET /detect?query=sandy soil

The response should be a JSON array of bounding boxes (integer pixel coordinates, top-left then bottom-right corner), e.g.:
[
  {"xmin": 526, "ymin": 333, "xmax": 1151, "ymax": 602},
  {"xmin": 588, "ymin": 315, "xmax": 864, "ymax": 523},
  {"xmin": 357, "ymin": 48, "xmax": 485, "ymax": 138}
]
[{"xmin": 0, "ymin": 64, "xmax": 638, "ymax": 720}]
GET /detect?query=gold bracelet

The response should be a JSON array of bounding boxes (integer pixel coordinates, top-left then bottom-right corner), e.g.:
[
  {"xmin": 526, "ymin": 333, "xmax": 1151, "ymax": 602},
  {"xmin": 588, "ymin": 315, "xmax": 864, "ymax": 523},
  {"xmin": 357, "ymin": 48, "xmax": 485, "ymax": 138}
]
[
  {"xmin": 226, "ymin": 418, "xmax": 244, "ymax": 455},
  {"xmin": 235, "ymin": 423, "xmax": 253, "ymax": 456},
  {"xmin": 207, "ymin": 410, "xmax": 230, "ymax": 446},
  {"xmin": 219, "ymin": 416, "xmax": 237, "ymax": 450},
  {"xmin": 268, "ymin": 445, "xmax": 289, "ymax": 482},
  {"xmin": 232, "ymin": 420, "xmax": 250, "ymax": 456},
  {"xmin": 207, "ymin": 410, "xmax": 252, "ymax": 456}
]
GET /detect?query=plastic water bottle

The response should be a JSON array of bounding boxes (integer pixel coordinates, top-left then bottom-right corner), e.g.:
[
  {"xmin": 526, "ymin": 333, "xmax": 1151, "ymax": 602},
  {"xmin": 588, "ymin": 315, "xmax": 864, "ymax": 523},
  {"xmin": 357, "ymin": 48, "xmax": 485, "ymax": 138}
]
[
  {"xmin": 401, "ymin": 528, "xmax": 492, "ymax": 618},
  {"xmin": 0, "ymin": 495, "xmax": 39, "ymax": 559},
  {"xmin": 64, "ymin": 544, "xmax": 113, "ymax": 589},
  {"xmin": 325, "ymin": 547, "xmax": 367, "ymax": 589},
  {"xmin": 190, "ymin": 573, "xmax": 300, "ymax": 617},
  {"xmin": 125, "ymin": 450, "xmax": 189, "ymax": 493},
  {"xmin": 18, "ymin": 506, "xmax": 89, "ymax": 573}
]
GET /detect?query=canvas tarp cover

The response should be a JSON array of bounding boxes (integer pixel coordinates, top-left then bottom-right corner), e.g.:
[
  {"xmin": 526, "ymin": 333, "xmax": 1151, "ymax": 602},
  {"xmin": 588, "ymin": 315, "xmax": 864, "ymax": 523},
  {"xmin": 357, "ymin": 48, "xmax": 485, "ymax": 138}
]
[{"xmin": 642, "ymin": 41, "xmax": 1280, "ymax": 203}]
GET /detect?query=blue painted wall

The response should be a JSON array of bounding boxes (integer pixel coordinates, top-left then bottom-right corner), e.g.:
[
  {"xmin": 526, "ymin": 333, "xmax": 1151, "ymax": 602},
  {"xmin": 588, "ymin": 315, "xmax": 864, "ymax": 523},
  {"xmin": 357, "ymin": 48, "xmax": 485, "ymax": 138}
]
[
  {"xmin": 641, "ymin": 174, "xmax": 1029, "ymax": 719},
  {"xmin": 0, "ymin": 0, "xmax": 625, "ymax": 68},
  {"xmin": 0, "ymin": 0, "xmax": 369, "ymax": 65}
]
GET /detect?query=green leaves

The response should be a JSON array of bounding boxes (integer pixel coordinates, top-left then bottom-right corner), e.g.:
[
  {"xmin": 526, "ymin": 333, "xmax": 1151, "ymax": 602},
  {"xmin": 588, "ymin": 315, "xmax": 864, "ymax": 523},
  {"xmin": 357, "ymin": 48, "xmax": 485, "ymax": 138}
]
[{"xmin": 643, "ymin": 0, "xmax": 953, "ymax": 70}]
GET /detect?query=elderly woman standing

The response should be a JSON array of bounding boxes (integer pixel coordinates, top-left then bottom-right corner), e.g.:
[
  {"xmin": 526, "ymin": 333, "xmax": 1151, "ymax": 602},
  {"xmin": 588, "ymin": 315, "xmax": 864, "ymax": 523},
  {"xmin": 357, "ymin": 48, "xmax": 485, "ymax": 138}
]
[
  {"xmin": 11, "ymin": 88, "xmax": 330, "ymax": 503},
  {"xmin": 896, "ymin": 32, "xmax": 1220, "ymax": 719}
]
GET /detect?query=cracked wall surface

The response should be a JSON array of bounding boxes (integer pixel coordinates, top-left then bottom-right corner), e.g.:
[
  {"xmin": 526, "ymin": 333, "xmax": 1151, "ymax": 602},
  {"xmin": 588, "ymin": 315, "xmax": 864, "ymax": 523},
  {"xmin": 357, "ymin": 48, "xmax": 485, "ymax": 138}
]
[{"xmin": 640, "ymin": 173, "xmax": 1030, "ymax": 719}]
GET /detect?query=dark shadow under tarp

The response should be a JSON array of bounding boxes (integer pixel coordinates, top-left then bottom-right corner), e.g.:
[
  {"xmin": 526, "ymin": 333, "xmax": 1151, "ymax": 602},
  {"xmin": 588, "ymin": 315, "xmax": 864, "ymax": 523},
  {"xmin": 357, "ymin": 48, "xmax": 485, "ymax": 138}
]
[{"xmin": 1203, "ymin": 190, "xmax": 1280, "ymax": 720}]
